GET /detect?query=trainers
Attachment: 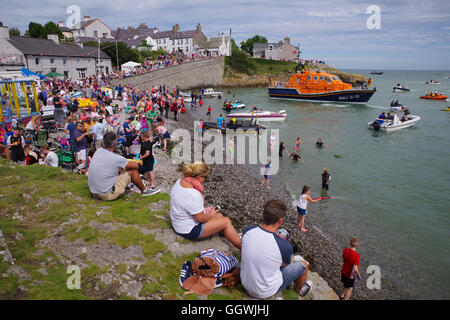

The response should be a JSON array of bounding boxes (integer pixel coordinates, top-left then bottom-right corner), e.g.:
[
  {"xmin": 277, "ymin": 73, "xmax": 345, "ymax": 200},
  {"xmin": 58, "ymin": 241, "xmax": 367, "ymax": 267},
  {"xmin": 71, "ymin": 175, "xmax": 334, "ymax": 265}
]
[
  {"xmin": 179, "ymin": 261, "xmax": 193, "ymax": 288},
  {"xmin": 299, "ymin": 280, "xmax": 313, "ymax": 297},
  {"xmin": 214, "ymin": 277, "xmax": 222, "ymax": 288},
  {"xmin": 141, "ymin": 187, "xmax": 159, "ymax": 196}
]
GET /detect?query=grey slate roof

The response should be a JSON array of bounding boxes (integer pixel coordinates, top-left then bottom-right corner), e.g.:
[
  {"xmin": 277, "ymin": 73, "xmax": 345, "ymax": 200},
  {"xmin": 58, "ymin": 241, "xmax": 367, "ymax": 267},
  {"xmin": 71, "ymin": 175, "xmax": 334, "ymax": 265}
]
[{"xmin": 7, "ymin": 36, "xmax": 110, "ymax": 59}]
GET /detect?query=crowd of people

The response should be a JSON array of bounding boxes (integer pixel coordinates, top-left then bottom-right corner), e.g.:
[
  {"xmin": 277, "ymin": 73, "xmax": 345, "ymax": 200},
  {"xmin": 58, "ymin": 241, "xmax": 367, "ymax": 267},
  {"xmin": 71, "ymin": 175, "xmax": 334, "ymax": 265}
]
[
  {"xmin": 0, "ymin": 69, "xmax": 362, "ymax": 301},
  {"xmin": 110, "ymin": 52, "xmax": 215, "ymax": 79}
]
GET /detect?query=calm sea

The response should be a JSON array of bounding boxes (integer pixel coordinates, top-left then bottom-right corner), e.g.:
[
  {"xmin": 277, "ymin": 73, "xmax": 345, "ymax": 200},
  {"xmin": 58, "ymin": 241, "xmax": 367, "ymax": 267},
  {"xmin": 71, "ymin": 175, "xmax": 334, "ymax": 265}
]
[{"xmin": 196, "ymin": 69, "xmax": 450, "ymax": 299}]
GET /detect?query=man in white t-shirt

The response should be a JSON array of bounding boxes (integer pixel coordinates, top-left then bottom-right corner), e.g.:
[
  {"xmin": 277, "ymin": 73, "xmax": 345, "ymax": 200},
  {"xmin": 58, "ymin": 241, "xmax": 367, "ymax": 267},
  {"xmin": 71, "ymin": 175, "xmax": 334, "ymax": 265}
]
[
  {"xmin": 240, "ymin": 200, "xmax": 312, "ymax": 299},
  {"xmin": 41, "ymin": 145, "xmax": 59, "ymax": 167}
]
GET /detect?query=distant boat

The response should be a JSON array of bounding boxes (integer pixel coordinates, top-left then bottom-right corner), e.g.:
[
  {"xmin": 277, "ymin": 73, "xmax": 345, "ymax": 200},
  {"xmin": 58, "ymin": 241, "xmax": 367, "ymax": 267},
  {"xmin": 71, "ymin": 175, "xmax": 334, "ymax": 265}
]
[
  {"xmin": 425, "ymin": 80, "xmax": 440, "ymax": 85},
  {"xmin": 370, "ymin": 71, "xmax": 383, "ymax": 75},
  {"xmin": 393, "ymin": 84, "xmax": 410, "ymax": 92}
]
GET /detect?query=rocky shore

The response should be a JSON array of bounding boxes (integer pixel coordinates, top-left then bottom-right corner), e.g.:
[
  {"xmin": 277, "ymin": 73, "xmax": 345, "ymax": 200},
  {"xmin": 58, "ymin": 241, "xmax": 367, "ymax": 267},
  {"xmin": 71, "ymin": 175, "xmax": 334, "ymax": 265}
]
[{"xmin": 164, "ymin": 108, "xmax": 403, "ymax": 300}]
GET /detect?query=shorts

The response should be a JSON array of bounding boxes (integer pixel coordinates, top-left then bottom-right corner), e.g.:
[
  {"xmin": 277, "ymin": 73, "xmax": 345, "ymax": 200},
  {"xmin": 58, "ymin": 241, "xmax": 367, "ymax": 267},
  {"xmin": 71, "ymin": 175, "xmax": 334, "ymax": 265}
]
[
  {"xmin": 92, "ymin": 171, "xmax": 132, "ymax": 201},
  {"xmin": 277, "ymin": 261, "xmax": 306, "ymax": 293},
  {"xmin": 297, "ymin": 206, "xmax": 307, "ymax": 216},
  {"xmin": 141, "ymin": 159, "xmax": 154, "ymax": 173},
  {"xmin": 322, "ymin": 183, "xmax": 329, "ymax": 190},
  {"xmin": 341, "ymin": 274, "xmax": 355, "ymax": 288},
  {"xmin": 77, "ymin": 149, "xmax": 87, "ymax": 161},
  {"xmin": 264, "ymin": 175, "xmax": 269, "ymax": 180},
  {"xmin": 162, "ymin": 131, "xmax": 170, "ymax": 139},
  {"xmin": 177, "ymin": 223, "xmax": 204, "ymax": 240},
  {"xmin": 125, "ymin": 136, "xmax": 134, "ymax": 147}
]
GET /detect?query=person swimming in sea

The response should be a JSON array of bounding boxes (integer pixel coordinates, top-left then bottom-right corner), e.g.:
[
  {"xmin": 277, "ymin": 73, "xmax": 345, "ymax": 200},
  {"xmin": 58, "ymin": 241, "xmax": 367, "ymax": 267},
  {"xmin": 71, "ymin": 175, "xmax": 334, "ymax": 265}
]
[
  {"xmin": 290, "ymin": 152, "xmax": 302, "ymax": 162},
  {"xmin": 315, "ymin": 138, "xmax": 326, "ymax": 149}
]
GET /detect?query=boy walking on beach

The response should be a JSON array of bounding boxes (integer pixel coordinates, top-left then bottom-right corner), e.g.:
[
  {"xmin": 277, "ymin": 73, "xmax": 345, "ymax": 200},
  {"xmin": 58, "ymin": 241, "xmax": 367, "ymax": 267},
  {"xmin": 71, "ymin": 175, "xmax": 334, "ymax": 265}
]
[{"xmin": 340, "ymin": 237, "xmax": 361, "ymax": 300}]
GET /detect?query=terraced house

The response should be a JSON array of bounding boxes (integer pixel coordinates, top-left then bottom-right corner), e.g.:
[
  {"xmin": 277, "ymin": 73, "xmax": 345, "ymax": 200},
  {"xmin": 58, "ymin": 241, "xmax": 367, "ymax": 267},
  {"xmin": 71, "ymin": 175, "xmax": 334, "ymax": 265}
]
[{"xmin": 0, "ymin": 22, "xmax": 112, "ymax": 79}]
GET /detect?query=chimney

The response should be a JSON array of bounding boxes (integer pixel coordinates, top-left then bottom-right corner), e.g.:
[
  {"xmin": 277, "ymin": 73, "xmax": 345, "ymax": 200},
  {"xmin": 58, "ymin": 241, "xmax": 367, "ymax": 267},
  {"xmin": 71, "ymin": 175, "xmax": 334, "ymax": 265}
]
[
  {"xmin": 153, "ymin": 27, "xmax": 158, "ymax": 34},
  {"xmin": 57, "ymin": 21, "xmax": 64, "ymax": 28},
  {"xmin": 284, "ymin": 36, "xmax": 290, "ymax": 44},
  {"xmin": 47, "ymin": 34, "xmax": 59, "ymax": 44},
  {"xmin": 84, "ymin": 16, "xmax": 91, "ymax": 22},
  {"xmin": 0, "ymin": 22, "xmax": 9, "ymax": 39},
  {"xmin": 196, "ymin": 23, "xmax": 202, "ymax": 32},
  {"xmin": 172, "ymin": 24, "xmax": 180, "ymax": 33}
]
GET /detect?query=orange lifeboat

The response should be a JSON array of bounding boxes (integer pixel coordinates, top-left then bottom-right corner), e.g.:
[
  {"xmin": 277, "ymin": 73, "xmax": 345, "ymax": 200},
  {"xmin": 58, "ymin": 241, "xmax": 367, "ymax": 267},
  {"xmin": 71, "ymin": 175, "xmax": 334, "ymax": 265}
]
[{"xmin": 268, "ymin": 69, "xmax": 376, "ymax": 103}]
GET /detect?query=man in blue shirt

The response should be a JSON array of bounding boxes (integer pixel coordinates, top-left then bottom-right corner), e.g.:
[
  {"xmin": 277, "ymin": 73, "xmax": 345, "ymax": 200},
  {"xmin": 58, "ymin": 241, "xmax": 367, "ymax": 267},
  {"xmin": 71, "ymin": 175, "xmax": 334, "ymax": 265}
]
[{"xmin": 217, "ymin": 114, "xmax": 224, "ymax": 133}]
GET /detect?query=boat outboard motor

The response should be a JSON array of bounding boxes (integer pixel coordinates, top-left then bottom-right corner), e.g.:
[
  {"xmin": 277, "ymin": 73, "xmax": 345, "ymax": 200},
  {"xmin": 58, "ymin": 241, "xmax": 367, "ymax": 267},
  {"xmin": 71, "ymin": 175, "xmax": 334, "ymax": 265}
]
[{"xmin": 372, "ymin": 121, "xmax": 380, "ymax": 131}]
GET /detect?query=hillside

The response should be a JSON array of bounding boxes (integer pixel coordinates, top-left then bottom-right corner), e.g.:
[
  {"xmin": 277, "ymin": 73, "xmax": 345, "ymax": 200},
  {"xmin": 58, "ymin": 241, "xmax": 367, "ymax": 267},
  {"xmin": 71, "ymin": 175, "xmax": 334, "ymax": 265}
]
[
  {"xmin": 222, "ymin": 58, "xmax": 368, "ymax": 88},
  {"xmin": 0, "ymin": 157, "xmax": 336, "ymax": 300}
]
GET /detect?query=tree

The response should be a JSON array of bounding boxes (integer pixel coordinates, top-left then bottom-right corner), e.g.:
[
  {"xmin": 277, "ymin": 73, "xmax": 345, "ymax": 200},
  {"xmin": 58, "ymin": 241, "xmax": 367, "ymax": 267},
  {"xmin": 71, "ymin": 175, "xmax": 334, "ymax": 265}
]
[
  {"xmin": 225, "ymin": 39, "xmax": 256, "ymax": 75},
  {"xmin": 240, "ymin": 35, "xmax": 268, "ymax": 55},
  {"xmin": 26, "ymin": 22, "xmax": 44, "ymax": 38},
  {"xmin": 85, "ymin": 41, "xmax": 141, "ymax": 67},
  {"xmin": 9, "ymin": 27, "xmax": 20, "ymax": 37},
  {"xmin": 42, "ymin": 21, "xmax": 63, "ymax": 39}
]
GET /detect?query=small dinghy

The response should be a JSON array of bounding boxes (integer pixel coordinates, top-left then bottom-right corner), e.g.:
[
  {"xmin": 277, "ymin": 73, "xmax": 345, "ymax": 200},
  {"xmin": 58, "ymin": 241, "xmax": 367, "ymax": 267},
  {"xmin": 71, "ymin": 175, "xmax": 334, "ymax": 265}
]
[
  {"xmin": 393, "ymin": 84, "xmax": 410, "ymax": 92},
  {"xmin": 226, "ymin": 110, "xmax": 287, "ymax": 122}
]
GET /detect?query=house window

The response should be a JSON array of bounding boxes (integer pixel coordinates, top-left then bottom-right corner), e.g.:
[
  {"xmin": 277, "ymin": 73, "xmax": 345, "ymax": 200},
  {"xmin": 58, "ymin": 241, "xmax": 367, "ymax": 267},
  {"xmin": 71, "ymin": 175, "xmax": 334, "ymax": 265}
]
[
  {"xmin": 50, "ymin": 58, "xmax": 55, "ymax": 64},
  {"xmin": 164, "ymin": 39, "xmax": 166, "ymax": 44},
  {"xmin": 88, "ymin": 59, "xmax": 91, "ymax": 64},
  {"xmin": 77, "ymin": 69, "xmax": 86, "ymax": 78},
  {"xmin": 94, "ymin": 31, "xmax": 98, "ymax": 37},
  {"xmin": 50, "ymin": 68, "xmax": 56, "ymax": 73},
  {"xmin": 77, "ymin": 59, "xmax": 80, "ymax": 65},
  {"xmin": 63, "ymin": 58, "xmax": 67, "ymax": 65},
  {"xmin": 186, "ymin": 46, "xmax": 189, "ymax": 51},
  {"xmin": 35, "ymin": 58, "xmax": 40, "ymax": 65}
]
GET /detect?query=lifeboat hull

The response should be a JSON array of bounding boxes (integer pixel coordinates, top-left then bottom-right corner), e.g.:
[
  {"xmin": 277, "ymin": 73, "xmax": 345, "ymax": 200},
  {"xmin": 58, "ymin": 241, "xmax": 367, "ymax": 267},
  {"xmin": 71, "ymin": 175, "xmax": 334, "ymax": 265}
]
[{"xmin": 268, "ymin": 88, "xmax": 376, "ymax": 103}]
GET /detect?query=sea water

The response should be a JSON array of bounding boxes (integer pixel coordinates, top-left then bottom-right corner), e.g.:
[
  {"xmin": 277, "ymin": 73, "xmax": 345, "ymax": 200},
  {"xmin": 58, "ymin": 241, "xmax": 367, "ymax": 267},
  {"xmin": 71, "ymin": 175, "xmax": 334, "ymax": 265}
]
[{"xmin": 197, "ymin": 69, "xmax": 449, "ymax": 299}]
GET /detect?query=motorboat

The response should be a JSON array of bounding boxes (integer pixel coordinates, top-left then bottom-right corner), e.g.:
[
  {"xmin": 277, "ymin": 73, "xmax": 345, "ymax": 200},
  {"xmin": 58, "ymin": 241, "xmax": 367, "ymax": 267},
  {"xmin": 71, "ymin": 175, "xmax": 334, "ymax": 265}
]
[
  {"xmin": 420, "ymin": 92, "xmax": 448, "ymax": 100},
  {"xmin": 370, "ymin": 71, "xmax": 383, "ymax": 75},
  {"xmin": 393, "ymin": 84, "xmax": 410, "ymax": 92},
  {"xmin": 202, "ymin": 88, "xmax": 222, "ymax": 98},
  {"xmin": 179, "ymin": 91, "xmax": 192, "ymax": 103},
  {"xmin": 368, "ymin": 114, "xmax": 420, "ymax": 132},
  {"xmin": 203, "ymin": 120, "xmax": 266, "ymax": 134},
  {"xmin": 226, "ymin": 110, "xmax": 287, "ymax": 122},
  {"xmin": 222, "ymin": 101, "xmax": 245, "ymax": 111},
  {"xmin": 425, "ymin": 80, "xmax": 440, "ymax": 85}
]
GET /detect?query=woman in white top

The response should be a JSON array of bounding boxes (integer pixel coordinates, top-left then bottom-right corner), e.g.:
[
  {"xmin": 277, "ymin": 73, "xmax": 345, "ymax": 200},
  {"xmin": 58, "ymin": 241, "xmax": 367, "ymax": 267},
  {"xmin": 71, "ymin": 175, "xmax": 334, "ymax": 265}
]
[
  {"xmin": 169, "ymin": 163, "xmax": 242, "ymax": 249},
  {"xmin": 297, "ymin": 185, "xmax": 323, "ymax": 232}
]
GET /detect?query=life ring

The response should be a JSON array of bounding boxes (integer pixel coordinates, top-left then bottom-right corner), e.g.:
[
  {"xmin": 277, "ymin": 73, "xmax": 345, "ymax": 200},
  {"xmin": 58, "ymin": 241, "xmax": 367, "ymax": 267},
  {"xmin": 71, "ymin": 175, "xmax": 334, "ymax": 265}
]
[{"xmin": 273, "ymin": 82, "xmax": 278, "ymax": 87}]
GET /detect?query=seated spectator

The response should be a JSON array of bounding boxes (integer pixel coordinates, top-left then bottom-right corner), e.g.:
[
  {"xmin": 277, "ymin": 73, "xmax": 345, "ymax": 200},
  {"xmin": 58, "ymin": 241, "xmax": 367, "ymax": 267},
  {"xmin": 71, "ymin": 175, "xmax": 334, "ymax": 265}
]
[
  {"xmin": 41, "ymin": 145, "xmax": 58, "ymax": 167},
  {"xmin": 240, "ymin": 200, "xmax": 312, "ymax": 299},
  {"xmin": 24, "ymin": 144, "xmax": 39, "ymax": 165},
  {"xmin": 169, "ymin": 163, "xmax": 241, "ymax": 249},
  {"xmin": 88, "ymin": 131, "xmax": 155, "ymax": 200}
]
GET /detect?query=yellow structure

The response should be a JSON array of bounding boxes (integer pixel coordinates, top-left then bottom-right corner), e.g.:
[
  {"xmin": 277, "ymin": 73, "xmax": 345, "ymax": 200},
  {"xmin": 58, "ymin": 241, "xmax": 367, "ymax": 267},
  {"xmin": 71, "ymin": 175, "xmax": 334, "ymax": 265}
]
[{"xmin": 0, "ymin": 78, "xmax": 41, "ymax": 123}]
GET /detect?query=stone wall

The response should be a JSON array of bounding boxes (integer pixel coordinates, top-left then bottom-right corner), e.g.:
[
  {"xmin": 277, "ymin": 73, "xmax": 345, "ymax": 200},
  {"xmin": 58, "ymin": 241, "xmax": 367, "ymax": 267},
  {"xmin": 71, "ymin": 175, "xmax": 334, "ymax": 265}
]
[{"xmin": 111, "ymin": 57, "xmax": 224, "ymax": 90}]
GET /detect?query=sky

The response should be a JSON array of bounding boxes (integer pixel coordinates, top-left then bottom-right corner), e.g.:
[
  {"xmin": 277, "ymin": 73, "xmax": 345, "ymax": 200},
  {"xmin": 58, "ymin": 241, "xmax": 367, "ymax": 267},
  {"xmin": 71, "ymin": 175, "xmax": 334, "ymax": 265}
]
[{"xmin": 1, "ymin": 0, "xmax": 450, "ymax": 70}]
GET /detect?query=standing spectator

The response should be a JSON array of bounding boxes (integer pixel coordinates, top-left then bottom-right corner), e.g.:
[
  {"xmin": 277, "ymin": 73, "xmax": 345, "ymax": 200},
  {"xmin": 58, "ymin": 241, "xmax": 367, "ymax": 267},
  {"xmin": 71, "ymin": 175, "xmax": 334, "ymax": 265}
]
[
  {"xmin": 123, "ymin": 116, "xmax": 135, "ymax": 156},
  {"xmin": 240, "ymin": 200, "xmax": 312, "ymax": 299},
  {"xmin": 72, "ymin": 122, "xmax": 89, "ymax": 171},
  {"xmin": 139, "ymin": 131, "xmax": 160, "ymax": 193},
  {"xmin": 7, "ymin": 127, "xmax": 25, "ymax": 163},
  {"xmin": 53, "ymin": 93, "xmax": 65, "ymax": 127},
  {"xmin": 91, "ymin": 117, "xmax": 106, "ymax": 151},
  {"xmin": 217, "ymin": 114, "xmax": 224, "ymax": 134},
  {"xmin": 321, "ymin": 168, "xmax": 331, "ymax": 190},
  {"xmin": 297, "ymin": 185, "xmax": 323, "ymax": 232},
  {"xmin": 340, "ymin": 237, "xmax": 361, "ymax": 300}
]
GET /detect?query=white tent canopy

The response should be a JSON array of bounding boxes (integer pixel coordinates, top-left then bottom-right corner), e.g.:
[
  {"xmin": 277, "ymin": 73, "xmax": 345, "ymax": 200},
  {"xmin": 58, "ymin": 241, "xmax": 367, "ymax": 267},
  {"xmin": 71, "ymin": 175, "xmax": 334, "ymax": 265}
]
[{"xmin": 121, "ymin": 61, "xmax": 141, "ymax": 73}]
